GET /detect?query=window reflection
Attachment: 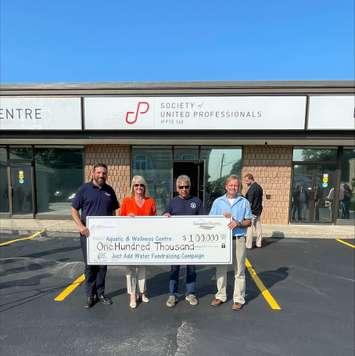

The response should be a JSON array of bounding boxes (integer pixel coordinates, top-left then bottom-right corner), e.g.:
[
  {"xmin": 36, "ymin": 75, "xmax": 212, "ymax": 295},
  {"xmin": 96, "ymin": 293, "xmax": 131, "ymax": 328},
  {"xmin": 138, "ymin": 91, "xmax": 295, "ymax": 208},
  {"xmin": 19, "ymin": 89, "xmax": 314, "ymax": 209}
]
[
  {"xmin": 200, "ymin": 147, "xmax": 242, "ymax": 210},
  {"xmin": 293, "ymin": 148, "xmax": 337, "ymax": 161},
  {"xmin": 35, "ymin": 147, "xmax": 83, "ymax": 215},
  {"xmin": 174, "ymin": 147, "xmax": 199, "ymax": 161},
  {"xmin": 132, "ymin": 146, "xmax": 242, "ymax": 213},
  {"xmin": 291, "ymin": 164, "xmax": 337, "ymax": 223},
  {"xmin": 0, "ymin": 148, "xmax": 9, "ymax": 213},
  {"xmin": 339, "ymin": 148, "xmax": 355, "ymax": 221},
  {"xmin": 132, "ymin": 147, "xmax": 173, "ymax": 214},
  {"xmin": 9, "ymin": 147, "xmax": 33, "ymax": 161}
]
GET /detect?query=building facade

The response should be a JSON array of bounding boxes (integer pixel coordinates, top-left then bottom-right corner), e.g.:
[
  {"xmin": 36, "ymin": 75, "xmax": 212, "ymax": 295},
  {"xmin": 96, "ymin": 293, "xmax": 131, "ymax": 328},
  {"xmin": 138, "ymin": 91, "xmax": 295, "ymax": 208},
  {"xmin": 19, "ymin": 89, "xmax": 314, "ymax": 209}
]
[{"xmin": 0, "ymin": 81, "xmax": 354, "ymax": 224}]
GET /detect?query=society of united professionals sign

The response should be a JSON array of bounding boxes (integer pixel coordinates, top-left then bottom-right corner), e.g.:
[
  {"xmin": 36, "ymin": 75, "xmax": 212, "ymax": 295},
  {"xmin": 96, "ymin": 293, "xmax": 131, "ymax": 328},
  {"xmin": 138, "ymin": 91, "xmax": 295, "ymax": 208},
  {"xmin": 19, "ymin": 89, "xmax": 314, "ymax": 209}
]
[
  {"xmin": 87, "ymin": 216, "xmax": 232, "ymax": 265},
  {"xmin": 84, "ymin": 96, "xmax": 306, "ymax": 130}
]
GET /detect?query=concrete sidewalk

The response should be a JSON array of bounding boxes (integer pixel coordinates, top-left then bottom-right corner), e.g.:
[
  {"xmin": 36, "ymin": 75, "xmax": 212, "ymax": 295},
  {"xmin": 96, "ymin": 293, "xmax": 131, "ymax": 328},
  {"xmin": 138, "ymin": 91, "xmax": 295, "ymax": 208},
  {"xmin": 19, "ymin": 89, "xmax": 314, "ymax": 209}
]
[{"xmin": 0, "ymin": 218, "xmax": 354, "ymax": 239}]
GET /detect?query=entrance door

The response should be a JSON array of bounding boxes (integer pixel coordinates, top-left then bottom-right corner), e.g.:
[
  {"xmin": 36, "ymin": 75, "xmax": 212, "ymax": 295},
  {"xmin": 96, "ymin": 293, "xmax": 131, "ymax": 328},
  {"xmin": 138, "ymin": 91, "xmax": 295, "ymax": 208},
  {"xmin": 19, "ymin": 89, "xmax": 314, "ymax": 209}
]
[
  {"xmin": 173, "ymin": 162, "xmax": 204, "ymax": 201},
  {"xmin": 291, "ymin": 163, "xmax": 337, "ymax": 223},
  {"xmin": 10, "ymin": 163, "xmax": 34, "ymax": 216}
]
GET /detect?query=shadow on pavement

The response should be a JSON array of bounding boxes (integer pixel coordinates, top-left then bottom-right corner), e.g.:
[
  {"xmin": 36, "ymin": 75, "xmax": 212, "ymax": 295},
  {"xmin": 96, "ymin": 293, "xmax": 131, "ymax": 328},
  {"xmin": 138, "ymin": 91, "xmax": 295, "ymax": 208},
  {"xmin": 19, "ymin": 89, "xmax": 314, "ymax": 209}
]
[
  {"xmin": 245, "ymin": 266, "xmax": 289, "ymax": 304},
  {"xmin": 0, "ymin": 259, "xmax": 57, "ymax": 277},
  {"xmin": 19, "ymin": 246, "xmax": 80, "ymax": 259},
  {"xmin": 0, "ymin": 284, "xmax": 66, "ymax": 313}
]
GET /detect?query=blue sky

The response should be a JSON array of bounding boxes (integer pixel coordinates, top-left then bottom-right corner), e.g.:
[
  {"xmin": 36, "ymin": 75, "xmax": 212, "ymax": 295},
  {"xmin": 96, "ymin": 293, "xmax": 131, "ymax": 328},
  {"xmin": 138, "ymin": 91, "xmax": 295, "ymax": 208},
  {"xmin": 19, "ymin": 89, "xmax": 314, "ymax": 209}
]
[{"xmin": 1, "ymin": 0, "xmax": 354, "ymax": 83}]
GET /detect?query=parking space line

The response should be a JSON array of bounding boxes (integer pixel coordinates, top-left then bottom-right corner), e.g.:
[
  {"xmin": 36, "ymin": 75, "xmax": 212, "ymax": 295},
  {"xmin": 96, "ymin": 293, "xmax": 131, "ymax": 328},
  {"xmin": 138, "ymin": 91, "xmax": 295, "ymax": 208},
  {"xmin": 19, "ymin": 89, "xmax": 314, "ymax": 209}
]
[
  {"xmin": 245, "ymin": 257, "xmax": 282, "ymax": 311},
  {"xmin": 0, "ymin": 229, "xmax": 46, "ymax": 247},
  {"xmin": 54, "ymin": 274, "xmax": 85, "ymax": 302},
  {"xmin": 336, "ymin": 239, "xmax": 355, "ymax": 249}
]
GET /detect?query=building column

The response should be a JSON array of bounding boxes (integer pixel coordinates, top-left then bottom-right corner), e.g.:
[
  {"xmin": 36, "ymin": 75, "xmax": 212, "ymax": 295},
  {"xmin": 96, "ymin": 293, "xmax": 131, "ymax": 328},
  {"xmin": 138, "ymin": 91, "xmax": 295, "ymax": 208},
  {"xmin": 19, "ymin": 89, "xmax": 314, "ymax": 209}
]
[
  {"xmin": 84, "ymin": 145, "xmax": 131, "ymax": 203},
  {"xmin": 242, "ymin": 145, "xmax": 293, "ymax": 224}
]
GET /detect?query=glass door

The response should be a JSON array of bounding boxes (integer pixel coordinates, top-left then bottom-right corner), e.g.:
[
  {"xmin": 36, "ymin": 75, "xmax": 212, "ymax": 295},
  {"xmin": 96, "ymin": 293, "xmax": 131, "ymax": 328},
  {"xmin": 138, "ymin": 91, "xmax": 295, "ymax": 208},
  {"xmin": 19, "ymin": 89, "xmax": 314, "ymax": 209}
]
[
  {"xmin": 10, "ymin": 163, "xmax": 34, "ymax": 216},
  {"xmin": 291, "ymin": 163, "xmax": 337, "ymax": 223}
]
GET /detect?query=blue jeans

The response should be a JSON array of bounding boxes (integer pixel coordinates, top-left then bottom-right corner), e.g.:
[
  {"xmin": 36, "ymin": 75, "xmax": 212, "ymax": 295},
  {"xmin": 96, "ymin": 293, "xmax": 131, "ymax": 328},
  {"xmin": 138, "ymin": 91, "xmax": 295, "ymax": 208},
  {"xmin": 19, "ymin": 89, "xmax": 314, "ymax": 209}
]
[{"xmin": 169, "ymin": 265, "xmax": 196, "ymax": 296}]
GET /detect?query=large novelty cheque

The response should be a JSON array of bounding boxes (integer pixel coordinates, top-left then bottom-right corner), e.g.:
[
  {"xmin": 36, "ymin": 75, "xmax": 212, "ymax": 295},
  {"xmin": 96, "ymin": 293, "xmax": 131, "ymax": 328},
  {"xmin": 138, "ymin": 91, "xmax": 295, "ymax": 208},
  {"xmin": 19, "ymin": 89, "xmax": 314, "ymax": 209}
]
[{"xmin": 87, "ymin": 216, "xmax": 232, "ymax": 265}]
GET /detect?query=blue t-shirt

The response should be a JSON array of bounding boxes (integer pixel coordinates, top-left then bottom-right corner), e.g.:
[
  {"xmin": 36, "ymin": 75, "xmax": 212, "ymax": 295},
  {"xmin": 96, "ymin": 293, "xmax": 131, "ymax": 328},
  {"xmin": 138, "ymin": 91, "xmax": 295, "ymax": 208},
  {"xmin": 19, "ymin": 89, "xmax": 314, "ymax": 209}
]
[
  {"xmin": 164, "ymin": 195, "xmax": 204, "ymax": 215},
  {"xmin": 72, "ymin": 182, "xmax": 119, "ymax": 225},
  {"xmin": 209, "ymin": 194, "xmax": 252, "ymax": 237}
]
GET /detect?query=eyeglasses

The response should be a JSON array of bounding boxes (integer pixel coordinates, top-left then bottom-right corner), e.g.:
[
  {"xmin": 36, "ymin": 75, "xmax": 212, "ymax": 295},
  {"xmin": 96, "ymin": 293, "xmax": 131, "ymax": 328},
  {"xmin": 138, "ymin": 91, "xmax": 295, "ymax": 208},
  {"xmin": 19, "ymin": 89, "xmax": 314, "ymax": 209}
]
[
  {"xmin": 134, "ymin": 184, "xmax": 145, "ymax": 188},
  {"xmin": 178, "ymin": 185, "xmax": 190, "ymax": 189}
]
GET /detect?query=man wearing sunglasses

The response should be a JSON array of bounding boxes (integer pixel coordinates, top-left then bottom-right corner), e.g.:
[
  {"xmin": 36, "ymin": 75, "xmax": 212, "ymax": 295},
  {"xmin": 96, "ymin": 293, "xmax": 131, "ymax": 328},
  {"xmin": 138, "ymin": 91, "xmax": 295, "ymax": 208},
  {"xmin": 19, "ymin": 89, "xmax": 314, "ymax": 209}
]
[{"xmin": 164, "ymin": 175, "xmax": 204, "ymax": 308}]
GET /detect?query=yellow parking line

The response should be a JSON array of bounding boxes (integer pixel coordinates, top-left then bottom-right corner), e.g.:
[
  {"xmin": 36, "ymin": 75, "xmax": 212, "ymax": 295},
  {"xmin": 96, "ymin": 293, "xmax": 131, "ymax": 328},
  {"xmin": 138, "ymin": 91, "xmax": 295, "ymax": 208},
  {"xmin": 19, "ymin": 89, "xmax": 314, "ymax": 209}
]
[
  {"xmin": 336, "ymin": 239, "xmax": 355, "ymax": 249},
  {"xmin": 245, "ymin": 257, "xmax": 282, "ymax": 311},
  {"xmin": 0, "ymin": 229, "xmax": 46, "ymax": 247},
  {"xmin": 54, "ymin": 274, "xmax": 85, "ymax": 302}
]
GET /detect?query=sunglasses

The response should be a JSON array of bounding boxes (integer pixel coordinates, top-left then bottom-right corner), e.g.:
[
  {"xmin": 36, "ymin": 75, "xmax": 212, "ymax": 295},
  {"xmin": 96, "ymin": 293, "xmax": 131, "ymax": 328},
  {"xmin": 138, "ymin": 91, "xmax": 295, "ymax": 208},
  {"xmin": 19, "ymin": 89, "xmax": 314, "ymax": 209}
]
[
  {"xmin": 178, "ymin": 185, "xmax": 190, "ymax": 189},
  {"xmin": 134, "ymin": 184, "xmax": 145, "ymax": 188}
]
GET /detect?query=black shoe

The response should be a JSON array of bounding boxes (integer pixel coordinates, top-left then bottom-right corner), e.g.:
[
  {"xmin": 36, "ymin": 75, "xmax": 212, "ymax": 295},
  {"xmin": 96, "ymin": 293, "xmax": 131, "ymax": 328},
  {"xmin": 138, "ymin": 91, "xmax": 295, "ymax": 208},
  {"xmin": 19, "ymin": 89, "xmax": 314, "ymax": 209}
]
[
  {"xmin": 85, "ymin": 296, "xmax": 95, "ymax": 309},
  {"xmin": 98, "ymin": 294, "xmax": 113, "ymax": 305}
]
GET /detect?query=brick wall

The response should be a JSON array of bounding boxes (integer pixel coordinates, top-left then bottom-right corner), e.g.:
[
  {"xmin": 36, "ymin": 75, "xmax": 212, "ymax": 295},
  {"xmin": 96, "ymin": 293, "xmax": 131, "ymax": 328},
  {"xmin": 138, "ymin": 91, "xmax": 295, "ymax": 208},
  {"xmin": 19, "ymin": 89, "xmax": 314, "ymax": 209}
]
[
  {"xmin": 241, "ymin": 146, "xmax": 293, "ymax": 224},
  {"xmin": 84, "ymin": 145, "xmax": 131, "ymax": 203}
]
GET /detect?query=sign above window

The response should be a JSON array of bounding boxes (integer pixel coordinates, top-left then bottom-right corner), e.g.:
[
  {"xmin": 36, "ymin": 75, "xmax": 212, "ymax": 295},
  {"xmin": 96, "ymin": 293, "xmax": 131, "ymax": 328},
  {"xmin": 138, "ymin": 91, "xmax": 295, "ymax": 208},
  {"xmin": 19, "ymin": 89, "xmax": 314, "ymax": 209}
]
[
  {"xmin": 0, "ymin": 97, "xmax": 82, "ymax": 130},
  {"xmin": 308, "ymin": 95, "xmax": 355, "ymax": 130},
  {"xmin": 84, "ymin": 96, "xmax": 307, "ymax": 130}
]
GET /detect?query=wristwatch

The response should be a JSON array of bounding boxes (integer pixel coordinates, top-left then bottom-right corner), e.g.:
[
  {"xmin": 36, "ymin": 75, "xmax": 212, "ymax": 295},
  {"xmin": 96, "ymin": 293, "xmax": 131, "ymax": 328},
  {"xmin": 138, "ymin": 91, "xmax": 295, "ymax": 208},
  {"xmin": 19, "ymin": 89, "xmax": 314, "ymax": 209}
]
[{"xmin": 233, "ymin": 218, "xmax": 242, "ymax": 227}]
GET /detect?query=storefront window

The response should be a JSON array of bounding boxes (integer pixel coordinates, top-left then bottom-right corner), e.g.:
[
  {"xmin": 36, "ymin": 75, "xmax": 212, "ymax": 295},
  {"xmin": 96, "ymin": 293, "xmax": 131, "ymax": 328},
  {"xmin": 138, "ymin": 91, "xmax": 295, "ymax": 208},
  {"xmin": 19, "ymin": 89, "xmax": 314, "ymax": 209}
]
[
  {"xmin": 35, "ymin": 147, "xmax": 83, "ymax": 216},
  {"xmin": 9, "ymin": 146, "xmax": 33, "ymax": 161},
  {"xmin": 200, "ymin": 147, "xmax": 242, "ymax": 210},
  {"xmin": 132, "ymin": 147, "xmax": 173, "ymax": 214},
  {"xmin": 174, "ymin": 147, "xmax": 199, "ymax": 161},
  {"xmin": 291, "ymin": 163, "xmax": 337, "ymax": 223},
  {"xmin": 0, "ymin": 147, "xmax": 9, "ymax": 213},
  {"xmin": 132, "ymin": 146, "xmax": 242, "ymax": 213},
  {"xmin": 293, "ymin": 147, "xmax": 337, "ymax": 161},
  {"xmin": 291, "ymin": 147, "xmax": 338, "ymax": 223},
  {"xmin": 339, "ymin": 148, "xmax": 355, "ymax": 221}
]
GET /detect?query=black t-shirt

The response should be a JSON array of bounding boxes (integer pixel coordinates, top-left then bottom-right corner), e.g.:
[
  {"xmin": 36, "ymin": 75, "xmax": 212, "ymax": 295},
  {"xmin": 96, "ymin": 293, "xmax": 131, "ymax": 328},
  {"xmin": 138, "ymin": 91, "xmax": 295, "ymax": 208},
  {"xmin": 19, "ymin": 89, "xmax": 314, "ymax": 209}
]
[{"xmin": 72, "ymin": 182, "xmax": 119, "ymax": 225}]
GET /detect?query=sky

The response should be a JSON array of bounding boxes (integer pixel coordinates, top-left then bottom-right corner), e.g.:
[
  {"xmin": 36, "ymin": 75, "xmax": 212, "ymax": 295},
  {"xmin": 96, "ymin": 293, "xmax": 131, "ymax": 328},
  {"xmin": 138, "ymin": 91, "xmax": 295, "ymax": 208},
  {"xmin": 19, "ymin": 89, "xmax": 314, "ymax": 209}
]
[{"xmin": 0, "ymin": 0, "xmax": 354, "ymax": 83}]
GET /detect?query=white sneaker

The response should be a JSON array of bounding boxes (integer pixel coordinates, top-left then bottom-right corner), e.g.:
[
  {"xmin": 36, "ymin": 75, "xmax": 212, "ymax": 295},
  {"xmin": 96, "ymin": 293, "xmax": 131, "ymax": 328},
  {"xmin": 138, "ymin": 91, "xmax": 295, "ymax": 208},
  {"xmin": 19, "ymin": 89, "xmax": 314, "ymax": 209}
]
[
  {"xmin": 185, "ymin": 294, "xmax": 198, "ymax": 306},
  {"xmin": 166, "ymin": 295, "xmax": 177, "ymax": 308},
  {"xmin": 141, "ymin": 293, "xmax": 150, "ymax": 303}
]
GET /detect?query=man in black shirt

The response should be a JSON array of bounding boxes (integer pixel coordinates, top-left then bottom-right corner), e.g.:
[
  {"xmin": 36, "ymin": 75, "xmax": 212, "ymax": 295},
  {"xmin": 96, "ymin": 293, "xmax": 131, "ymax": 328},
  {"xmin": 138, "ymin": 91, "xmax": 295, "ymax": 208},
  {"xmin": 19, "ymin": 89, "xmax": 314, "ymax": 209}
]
[
  {"xmin": 71, "ymin": 163, "xmax": 119, "ymax": 308},
  {"xmin": 244, "ymin": 173, "xmax": 263, "ymax": 249}
]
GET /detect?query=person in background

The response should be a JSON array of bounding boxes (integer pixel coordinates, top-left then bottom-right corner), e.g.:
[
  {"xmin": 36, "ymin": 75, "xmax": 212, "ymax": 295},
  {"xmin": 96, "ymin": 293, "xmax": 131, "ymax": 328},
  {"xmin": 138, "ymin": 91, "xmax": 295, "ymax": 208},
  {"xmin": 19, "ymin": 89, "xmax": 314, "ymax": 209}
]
[
  {"xmin": 120, "ymin": 175, "xmax": 157, "ymax": 309},
  {"xmin": 325, "ymin": 187, "xmax": 335, "ymax": 221},
  {"xmin": 244, "ymin": 173, "xmax": 264, "ymax": 249},
  {"xmin": 164, "ymin": 175, "xmax": 204, "ymax": 308},
  {"xmin": 340, "ymin": 183, "xmax": 352, "ymax": 219},
  {"xmin": 209, "ymin": 175, "xmax": 252, "ymax": 311},
  {"xmin": 71, "ymin": 163, "xmax": 119, "ymax": 309}
]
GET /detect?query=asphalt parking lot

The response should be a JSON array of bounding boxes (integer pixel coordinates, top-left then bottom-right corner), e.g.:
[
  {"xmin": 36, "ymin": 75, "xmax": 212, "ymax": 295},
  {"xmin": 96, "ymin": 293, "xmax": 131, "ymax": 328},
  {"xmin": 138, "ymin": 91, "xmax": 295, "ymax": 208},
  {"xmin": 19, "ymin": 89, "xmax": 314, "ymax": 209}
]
[{"xmin": 0, "ymin": 232, "xmax": 354, "ymax": 356}]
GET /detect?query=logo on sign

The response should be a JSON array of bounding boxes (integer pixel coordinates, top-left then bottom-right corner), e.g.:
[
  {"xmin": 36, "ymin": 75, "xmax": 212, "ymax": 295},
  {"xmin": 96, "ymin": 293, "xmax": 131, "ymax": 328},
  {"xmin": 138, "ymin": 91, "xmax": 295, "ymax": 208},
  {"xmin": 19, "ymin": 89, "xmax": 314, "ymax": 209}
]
[{"xmin": 125, "ymin": 102, "xmax": 150, "ymax": 125}]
